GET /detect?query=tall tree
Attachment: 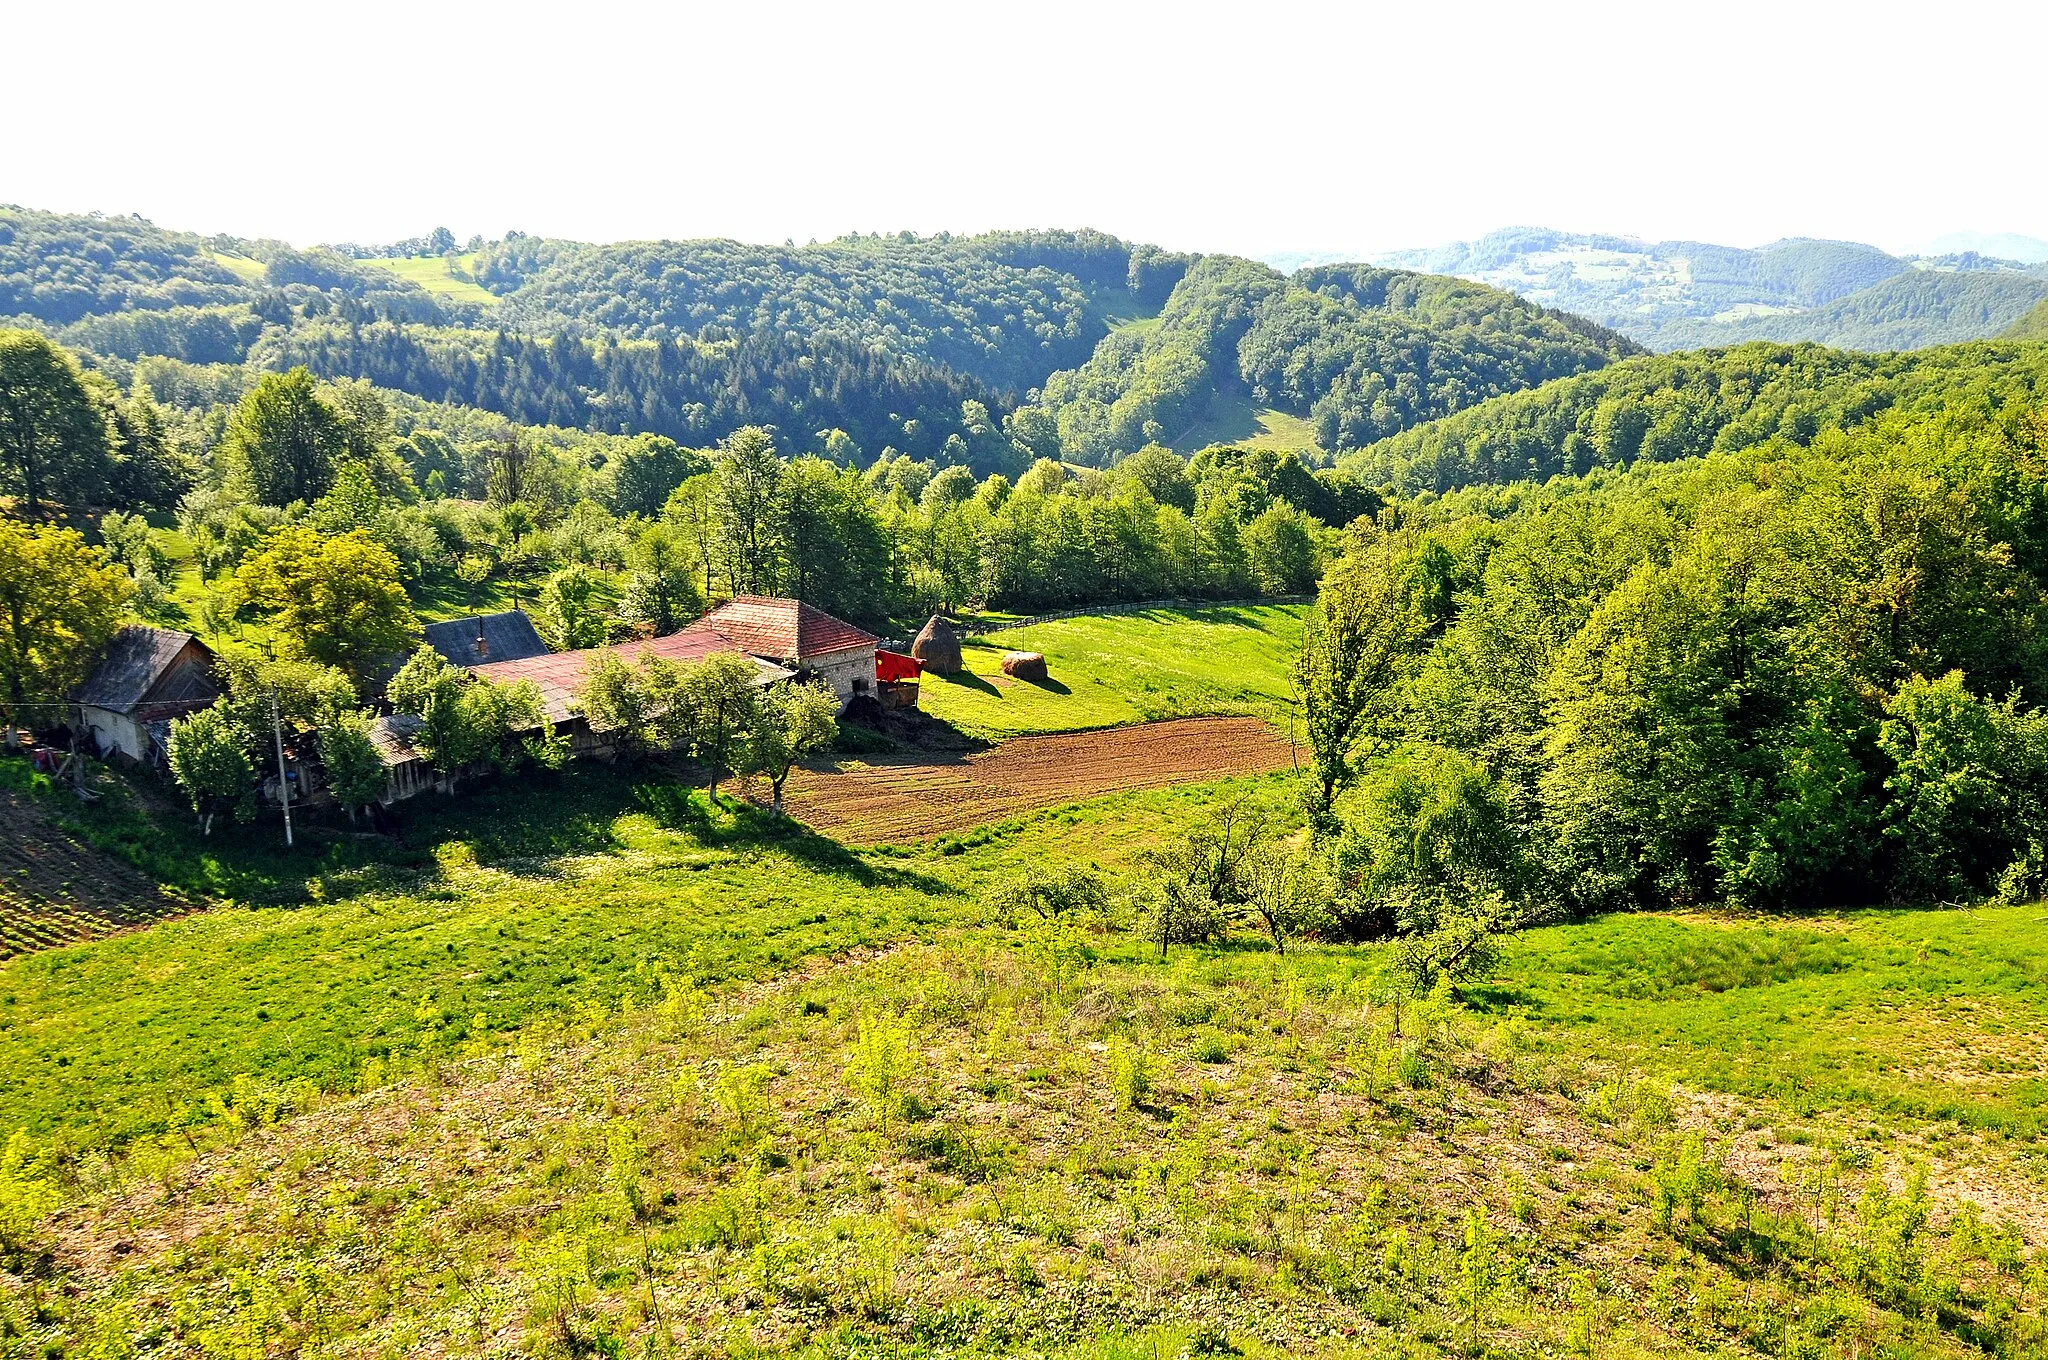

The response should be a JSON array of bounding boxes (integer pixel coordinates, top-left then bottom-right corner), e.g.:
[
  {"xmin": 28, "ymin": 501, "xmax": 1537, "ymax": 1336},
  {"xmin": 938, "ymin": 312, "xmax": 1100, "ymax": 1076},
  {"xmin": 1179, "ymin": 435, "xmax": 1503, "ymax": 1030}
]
[
  {"xmin": 222, "ymin": 367, "xmax": 344, "ymax": 506},
  {"xmin": 683, "ymin": 650, "xmax": 760, "ymax": 798},
  {"xmin": 1293, "ymin": 533, "xmax": 1422, "ymax": 832},
  {"xmin": 714, "ymin": 426, "xmax": 784, "ymax": 594},
  {"xmin": 0, "ymin": 521, "xmax": 130, "ymax": 741},
  {"xmin": 233, "ymin": 526, "xmax": 420, "ymax": 686},
  {"xmin": 0, "ymin": 329, "xmax": 109, "ymax": 514}
]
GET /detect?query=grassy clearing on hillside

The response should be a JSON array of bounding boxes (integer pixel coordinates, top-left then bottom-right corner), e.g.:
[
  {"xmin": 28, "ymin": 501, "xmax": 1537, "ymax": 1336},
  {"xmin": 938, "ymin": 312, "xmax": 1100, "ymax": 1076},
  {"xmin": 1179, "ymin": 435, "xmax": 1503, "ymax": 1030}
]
[
  {"xmin": 207, "ymin": 250, "xmax": 265, "ymax": 284},
  {"xmin": 15, "ymin": 909, "xmax": 2048, "ymax": 1356},
  {"xmin": 1167, "ymin": 397, "xmax": 1326, "ymax": 456},
  {"xmin": 358, "ymin": 252, "xmax": 498, "ymax": 305},
  {"xmin": 920, "ymin": 605, "xmax": 1305, "ymax": 740}
]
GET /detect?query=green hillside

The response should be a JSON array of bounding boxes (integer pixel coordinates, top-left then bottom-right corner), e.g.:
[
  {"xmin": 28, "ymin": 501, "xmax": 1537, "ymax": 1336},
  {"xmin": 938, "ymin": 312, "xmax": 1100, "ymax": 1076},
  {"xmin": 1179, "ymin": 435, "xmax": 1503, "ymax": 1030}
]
[
  {"xmin": 1344, "ymin": 339, "xmax": 2048, "ymax": 493},
  {"xmin": 1027, "ymin": 256, "xmax": 1640, "ymax": 466}
]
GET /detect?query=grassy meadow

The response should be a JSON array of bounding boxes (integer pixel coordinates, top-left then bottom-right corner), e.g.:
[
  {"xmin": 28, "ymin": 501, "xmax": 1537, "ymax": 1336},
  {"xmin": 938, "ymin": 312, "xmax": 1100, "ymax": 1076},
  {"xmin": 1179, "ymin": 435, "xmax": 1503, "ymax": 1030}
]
[
  {"xmin": 6, "ymin": 605, "xmax": 2048, "ymax": 1356},
  {"xmin": 356, "ymin": 252, "xmax": 498, "ymax": 305},
  {"xmin": 920, "ymin": 604, "xmax": 1307, "ymax": 740}
]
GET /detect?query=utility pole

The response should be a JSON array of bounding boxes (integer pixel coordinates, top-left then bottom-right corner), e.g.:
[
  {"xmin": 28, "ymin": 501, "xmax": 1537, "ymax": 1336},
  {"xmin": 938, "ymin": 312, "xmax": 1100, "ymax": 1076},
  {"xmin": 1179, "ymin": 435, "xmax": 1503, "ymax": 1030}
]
[{"xmin": 271, "ymin": 688, "xmax": 294, "ymax": 848}]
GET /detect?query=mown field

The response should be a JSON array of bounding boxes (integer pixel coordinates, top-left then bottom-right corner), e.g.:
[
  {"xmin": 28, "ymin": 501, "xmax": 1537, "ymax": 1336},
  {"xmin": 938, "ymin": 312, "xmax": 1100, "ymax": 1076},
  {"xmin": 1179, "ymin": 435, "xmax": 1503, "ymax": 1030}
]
[
  {"xmin": 919, "ymin": 604, "xmax": 1307, "ymax": 741},
  {"xmin": 6, "ymin": 605, "xmax": 2048, "ymax": 1356}
]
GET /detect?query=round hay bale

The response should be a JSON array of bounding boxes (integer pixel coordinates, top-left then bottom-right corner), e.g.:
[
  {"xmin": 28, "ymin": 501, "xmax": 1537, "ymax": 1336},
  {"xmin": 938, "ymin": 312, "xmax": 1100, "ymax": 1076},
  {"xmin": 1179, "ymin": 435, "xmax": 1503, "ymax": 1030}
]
[
  {"xmin": 910, "ymin": 614, "xmax": 964, "ymax": 673},
  {"xmin": 1000, "ymin": 650, "xmax": 1048, "ymax": 682}
]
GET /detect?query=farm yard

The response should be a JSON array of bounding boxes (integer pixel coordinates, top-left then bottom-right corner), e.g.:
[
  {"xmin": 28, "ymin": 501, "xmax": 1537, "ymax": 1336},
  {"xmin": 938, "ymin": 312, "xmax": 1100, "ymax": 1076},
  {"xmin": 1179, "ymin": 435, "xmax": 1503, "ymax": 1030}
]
[
  {"xmin": 779, "ymin": 717, "xmax": 1297, "ymax": 844},
  {"xmin": 916, "ymin": 604, "xmax": 1306, "ymax": 741}
]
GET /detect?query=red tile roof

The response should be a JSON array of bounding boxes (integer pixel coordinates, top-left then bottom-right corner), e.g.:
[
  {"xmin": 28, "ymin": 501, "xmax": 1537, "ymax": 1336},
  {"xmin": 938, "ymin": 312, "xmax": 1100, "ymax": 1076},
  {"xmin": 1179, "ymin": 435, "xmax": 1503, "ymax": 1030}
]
[
  {"xmin": 700, "ymin": 596, "xmax": 878, "ymax": 661},
  {"xmin": 469, "ymin": 627, "xmax": 787, "ymax": 723},
  {"xmin": 461, "ymin": 598, "xmax": 870, "ymax": 723}
]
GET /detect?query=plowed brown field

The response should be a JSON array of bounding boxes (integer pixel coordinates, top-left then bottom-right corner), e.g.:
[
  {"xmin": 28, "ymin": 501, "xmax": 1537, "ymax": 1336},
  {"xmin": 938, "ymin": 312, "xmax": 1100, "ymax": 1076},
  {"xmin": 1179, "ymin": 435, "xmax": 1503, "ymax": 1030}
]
[
  {"xmin": 0, "ymin": 792, "xmax": 192, "ymax": 957},
  {"xmin": 775, "ymin": 717, "xmax": 1294, "ymax": 844}
]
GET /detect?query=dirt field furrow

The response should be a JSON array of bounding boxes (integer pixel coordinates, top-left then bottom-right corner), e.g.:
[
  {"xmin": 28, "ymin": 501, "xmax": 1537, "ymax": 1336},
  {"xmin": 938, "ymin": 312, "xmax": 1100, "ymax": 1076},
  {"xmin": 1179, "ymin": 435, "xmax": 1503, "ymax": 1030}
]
[{"xmin": 776, "ymin": 716, "xmax": 1295, "ymax": 844}]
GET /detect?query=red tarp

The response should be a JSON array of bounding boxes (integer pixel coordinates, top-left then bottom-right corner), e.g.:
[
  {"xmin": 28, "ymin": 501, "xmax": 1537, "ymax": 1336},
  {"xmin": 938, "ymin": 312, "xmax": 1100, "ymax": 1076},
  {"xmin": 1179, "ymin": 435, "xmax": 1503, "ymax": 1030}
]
[{"xmin": 876, "ymin": 650, "xmax": 922, "ymax": 683}]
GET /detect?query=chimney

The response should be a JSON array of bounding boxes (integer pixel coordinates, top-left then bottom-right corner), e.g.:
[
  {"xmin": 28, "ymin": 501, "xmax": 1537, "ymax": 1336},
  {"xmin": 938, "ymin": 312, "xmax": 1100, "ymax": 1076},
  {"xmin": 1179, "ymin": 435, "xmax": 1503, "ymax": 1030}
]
[{"xmin": 473, "ymin": 617, "xmax": 488, "ymax": 661}]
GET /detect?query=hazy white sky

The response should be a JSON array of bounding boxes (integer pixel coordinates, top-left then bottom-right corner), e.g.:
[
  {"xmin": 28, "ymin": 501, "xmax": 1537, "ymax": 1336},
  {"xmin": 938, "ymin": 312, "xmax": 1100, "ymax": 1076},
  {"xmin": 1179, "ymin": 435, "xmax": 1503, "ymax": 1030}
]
[{"xmin": 11, "ymin": 0, "xmax": 2044, "ymax": 257}]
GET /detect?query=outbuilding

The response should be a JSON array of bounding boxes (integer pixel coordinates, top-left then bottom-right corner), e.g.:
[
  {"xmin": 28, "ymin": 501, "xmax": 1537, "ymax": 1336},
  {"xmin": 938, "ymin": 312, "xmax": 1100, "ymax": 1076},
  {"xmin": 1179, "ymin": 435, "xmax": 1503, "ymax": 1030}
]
[{"xmin": 74, "ymin": 627, "xmax": 219, "ymax": 766}]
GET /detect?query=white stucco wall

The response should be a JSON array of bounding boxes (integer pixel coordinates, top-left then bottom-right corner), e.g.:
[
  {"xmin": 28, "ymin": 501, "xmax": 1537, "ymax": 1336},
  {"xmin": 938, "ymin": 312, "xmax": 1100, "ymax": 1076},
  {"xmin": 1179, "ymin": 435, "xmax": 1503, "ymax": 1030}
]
[{"xmin": 81, "ymin": 708, "xmax": 150, "ymax": 762}]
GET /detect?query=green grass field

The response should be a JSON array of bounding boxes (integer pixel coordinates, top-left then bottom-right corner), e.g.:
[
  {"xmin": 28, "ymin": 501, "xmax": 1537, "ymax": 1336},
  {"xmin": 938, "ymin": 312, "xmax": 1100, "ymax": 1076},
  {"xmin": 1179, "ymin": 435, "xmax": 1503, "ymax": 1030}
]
[
  {"xmin": 8, "ymin": 742, "xmax": 2048, "ymax": 1353},
  {"xmin": 208, "ymin": 250, "xmax": 266, "ymax": 284},
  {"xmin": 8, "ymin": 604, "xmax": 2048, "ymax": 1355},
  {"xmin": 918, "ymin": 604, "xmax": 1306, "ymax": 740},
  {"xmin": 357, "ymin": 252, "xmax": 498, "ymax": 305},
  {"xmin": 1167, "ymin": 396, "xmax": 1326, "ymax": 456}
]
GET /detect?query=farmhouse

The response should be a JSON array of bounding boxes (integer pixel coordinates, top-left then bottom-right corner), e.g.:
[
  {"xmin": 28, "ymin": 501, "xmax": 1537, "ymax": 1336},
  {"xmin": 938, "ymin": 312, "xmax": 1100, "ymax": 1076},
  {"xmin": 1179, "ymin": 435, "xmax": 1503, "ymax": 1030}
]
[
  {"xmin": 372, "ymin": 597, "xmax": 880, "ymax": 802},
  {"xmin": 74, "ymin": 627, "xmax": 219, "ymax": 766}
]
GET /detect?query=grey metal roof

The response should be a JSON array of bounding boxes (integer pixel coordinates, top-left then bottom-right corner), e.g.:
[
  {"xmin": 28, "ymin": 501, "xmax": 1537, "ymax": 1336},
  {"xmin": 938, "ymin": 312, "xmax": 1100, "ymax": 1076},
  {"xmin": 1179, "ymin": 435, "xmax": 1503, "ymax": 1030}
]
[
  {"xmin": 421, "ymin": 611, "xmax": 550, "ymax": 668},
  {"xmin": 75, "ymin": 627, "xmax": 208, "ymax": 713}
]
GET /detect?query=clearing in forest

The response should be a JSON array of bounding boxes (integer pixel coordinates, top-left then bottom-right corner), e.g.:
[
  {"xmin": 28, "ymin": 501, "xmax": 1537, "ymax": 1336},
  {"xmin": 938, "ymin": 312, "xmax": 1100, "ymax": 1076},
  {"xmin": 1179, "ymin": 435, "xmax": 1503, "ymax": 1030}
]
[
  {"xmin": 776, "ymin": 715, "xmax": 1296, "ymax": 844},
  {"xmin": 0, "ymin": 791, "xmax": 193, "ymax": 957}
]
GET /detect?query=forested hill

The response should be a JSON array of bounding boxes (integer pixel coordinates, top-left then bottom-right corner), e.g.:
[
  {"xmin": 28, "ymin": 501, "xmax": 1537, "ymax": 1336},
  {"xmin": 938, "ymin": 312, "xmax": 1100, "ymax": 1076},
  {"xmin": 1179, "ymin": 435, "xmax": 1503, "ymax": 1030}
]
[
  {"xmin": 1343, "ymin": 340, "xmax": 2048, "ymax": 493},
  {"xmin": 1377, "ymin": 226, "xmax": 2048, "ymax": 353},
  {"xmin": 5, "ymin": 204, "xmax": 1653, "ymax": 472},
  {"xmin": 1022, "ymin": 256, "xmax": 1641, "ymax": 466}
]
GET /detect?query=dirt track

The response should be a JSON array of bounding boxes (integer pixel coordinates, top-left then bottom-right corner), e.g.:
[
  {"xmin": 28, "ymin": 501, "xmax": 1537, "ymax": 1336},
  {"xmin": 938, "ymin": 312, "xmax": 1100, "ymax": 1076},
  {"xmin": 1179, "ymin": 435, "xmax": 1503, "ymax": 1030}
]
[{"xmin": 776, "ymin": 717, "xmax": 1294, "ymax": 844}]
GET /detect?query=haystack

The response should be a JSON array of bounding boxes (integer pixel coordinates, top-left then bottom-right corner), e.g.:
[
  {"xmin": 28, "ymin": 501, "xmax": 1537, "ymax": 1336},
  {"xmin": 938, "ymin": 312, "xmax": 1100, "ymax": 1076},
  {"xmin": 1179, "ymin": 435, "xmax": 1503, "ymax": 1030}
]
[
  {"xmin": 1000, "ymin": 650, "xmax": 1048, "ymax": 681},
  {"xmin": 911, "ymin": 615, "xmax": 964, "ymax": 673}
]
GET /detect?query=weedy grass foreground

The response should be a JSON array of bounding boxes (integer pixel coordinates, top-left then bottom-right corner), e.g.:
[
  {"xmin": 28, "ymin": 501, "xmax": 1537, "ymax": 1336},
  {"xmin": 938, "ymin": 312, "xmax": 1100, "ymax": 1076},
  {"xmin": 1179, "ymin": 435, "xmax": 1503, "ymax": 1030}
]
[{"xmin": 8, "ymin": 927, "xmax": 2048, "ymax": 1357}]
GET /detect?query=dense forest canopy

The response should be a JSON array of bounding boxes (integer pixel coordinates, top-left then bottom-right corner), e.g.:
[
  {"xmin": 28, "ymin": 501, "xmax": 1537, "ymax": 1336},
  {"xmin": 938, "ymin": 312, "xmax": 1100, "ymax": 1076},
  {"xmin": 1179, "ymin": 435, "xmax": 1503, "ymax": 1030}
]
[
  {"xmin": 4, "ymin": 205, "xmax": 1656, "ymax": 472},
  {"xmin": 1314, "ymin": 390, "xmax": 2048, "ymax": 923},
  {"xmin": 1344, "ymin": 340, "xmax": 2048, "ymax": 493},
  {"xmin": 1024, "ymin": 257, "xmax": 1640, "ymax": 466}
]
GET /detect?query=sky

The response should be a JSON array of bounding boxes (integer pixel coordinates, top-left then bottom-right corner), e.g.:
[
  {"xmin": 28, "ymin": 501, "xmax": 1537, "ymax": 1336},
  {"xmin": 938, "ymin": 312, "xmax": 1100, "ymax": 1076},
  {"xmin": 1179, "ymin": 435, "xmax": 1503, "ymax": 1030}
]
[{"xmin": 10, "ymin": 0, "xmax": 2046, "ymax": 259}]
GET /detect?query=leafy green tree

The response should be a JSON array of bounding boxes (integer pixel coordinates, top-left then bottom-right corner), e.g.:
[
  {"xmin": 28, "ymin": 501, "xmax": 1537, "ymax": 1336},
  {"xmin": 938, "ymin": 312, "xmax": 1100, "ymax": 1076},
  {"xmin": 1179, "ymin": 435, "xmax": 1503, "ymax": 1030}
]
[
  {"xmin": 537, "ymin": 564, "xmax": 608, "ymax": 650},
  {"xmin": 683, "ymin": 650, "xmax": 760, "ymax": 798},
  {"xmin": 748, "ymin": 680, "xmax": 839, "ymax": 813},
  {"xmin": 574, "ymin": 650, "xmax": 656, "ymax": 759},
  {"xmin": 0, "ymin": 328, "xmax": 110, "ymax": 513},
  {"xmin": 607, "ymin": 434, "xmax": 707, "ymax": 517},
  {"xmin": 233, "ymin": 527, "xmax": 420, "ymax": 686},
  {"xmin": 620, "ymin": 524, "xmax": 702, "ymax": 635},
  {"xmin": 1244, "ymin": 501, "xmax": 1321, "ymax": 593},
  {"xmin": 167, "ymin": 707, "xmax": 255, "ymax": 835},
  {"xmin": 386, "ymin": 645, "xmax": 552, "ymax": 783},
  {"xmin": 714, "ymin": 426, "xmax": 784, "ymax": 594},
  {"xmin": 319, "ymin": 708, "xmax": 387, "ymax": 824},
  {"xmin": 0, "ymin": 521, "xmax": 130, "ymax": 741},
  {"xmin": 221, "ymin": 368, "xmax": 345, "ymax": 507},
  {"xmin": 1293, "ymin": 535, "xmax": 1422, "ymax": 831}
]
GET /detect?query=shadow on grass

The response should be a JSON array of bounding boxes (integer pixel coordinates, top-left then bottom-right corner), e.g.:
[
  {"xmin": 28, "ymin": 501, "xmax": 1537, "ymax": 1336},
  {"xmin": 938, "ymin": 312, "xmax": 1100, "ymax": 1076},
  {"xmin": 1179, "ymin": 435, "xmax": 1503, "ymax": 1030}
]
[
  {"xmin": 1023, "ymin": 676, "xmax": 1072, "ymax": 695},
  {"xmin": 632, "ymin": 783, "xmax": 957, "ymax": 895},
  {"xmin": 932, "ymin": 670, "xmax": 1002, "ymax": 697}
]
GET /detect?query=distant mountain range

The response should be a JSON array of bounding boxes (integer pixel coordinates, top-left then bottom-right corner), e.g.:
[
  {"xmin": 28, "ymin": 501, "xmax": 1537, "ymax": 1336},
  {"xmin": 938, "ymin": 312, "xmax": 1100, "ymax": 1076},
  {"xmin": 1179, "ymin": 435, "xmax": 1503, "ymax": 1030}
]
[{"xmin": 1357, "ymin": 228, "xmax": 2048, "ymax": 352}]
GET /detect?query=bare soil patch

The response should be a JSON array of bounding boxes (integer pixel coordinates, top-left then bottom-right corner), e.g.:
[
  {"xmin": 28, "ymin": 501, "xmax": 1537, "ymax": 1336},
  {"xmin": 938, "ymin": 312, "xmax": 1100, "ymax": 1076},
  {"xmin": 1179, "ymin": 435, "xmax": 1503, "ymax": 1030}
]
[
  {"xmin": 777, "ymin": 716, "xmax": 1295, "ymax": 843},
  {"xmin": 0, "ymin": 791, "xmax": 192, "ymax": 957}
]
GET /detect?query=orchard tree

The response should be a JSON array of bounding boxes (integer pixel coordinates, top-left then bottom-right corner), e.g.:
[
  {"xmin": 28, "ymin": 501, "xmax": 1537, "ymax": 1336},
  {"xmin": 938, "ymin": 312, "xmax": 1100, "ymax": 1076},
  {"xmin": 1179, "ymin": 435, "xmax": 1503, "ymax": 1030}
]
[
  {"xmin": 749, "ymin": 680, "xmax": 839, "ymax": 813},
  {"xmin": 222, "ymin": 368, "xmax": 344, "ymax": 506},
  {"xmin": 620, "ymin": 524, "xmax": 700, "ymax": 635},
  {"xmin": 233, "ymin": 526, "xmax": 420, "ymax": 686},
  {"xmin": 0, "ymin": 329, "xmax": 109, "ymax": 514},
  {"xmin": 683, "ymin": 650, "xmax": 760, "ymax": 798},
  {"xmin": 319, "ymin": 708, "xmax": 388, "ymax": 824},
  {"xmin": 167, "ymin": 707, "xmax": 255, "ymax": 835},
  {"xmin": 0, "ymin": 521, "xmax": 130, "ymax": 742}
]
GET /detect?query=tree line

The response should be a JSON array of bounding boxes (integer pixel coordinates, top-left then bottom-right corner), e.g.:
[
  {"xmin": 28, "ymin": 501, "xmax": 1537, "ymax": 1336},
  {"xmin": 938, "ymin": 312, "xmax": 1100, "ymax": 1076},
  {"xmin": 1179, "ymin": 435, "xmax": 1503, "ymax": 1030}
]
[{"xmin": 1292, "ymin": 388, "xmax": 2048, "ymax": 962}]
